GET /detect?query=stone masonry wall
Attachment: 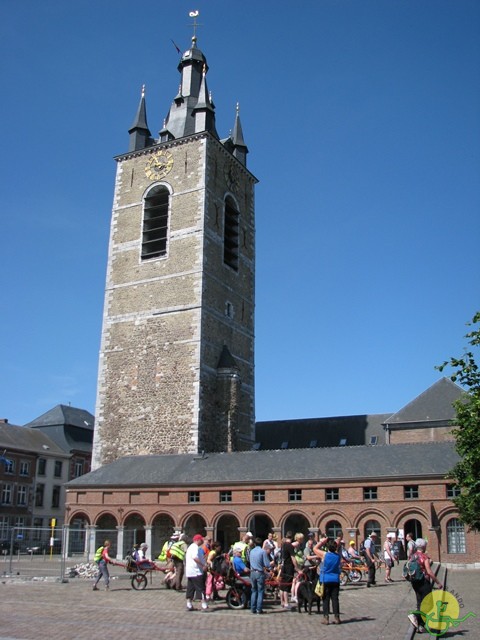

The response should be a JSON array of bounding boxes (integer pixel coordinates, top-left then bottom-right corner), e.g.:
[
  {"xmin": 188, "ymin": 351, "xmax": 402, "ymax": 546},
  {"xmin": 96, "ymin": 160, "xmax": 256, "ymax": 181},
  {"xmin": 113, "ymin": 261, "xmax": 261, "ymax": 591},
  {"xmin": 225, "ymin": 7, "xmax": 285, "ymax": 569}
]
[{"xmin": 93, "ymin": 135, "xmax": 256, "ymax": 468}]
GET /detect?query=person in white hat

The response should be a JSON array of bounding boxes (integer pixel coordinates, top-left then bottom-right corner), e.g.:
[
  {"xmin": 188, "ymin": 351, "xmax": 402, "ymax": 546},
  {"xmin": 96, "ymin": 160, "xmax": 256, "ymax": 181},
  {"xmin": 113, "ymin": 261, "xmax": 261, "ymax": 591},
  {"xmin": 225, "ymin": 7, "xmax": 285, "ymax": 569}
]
[
  {"xmin": 169, "ymin": 533, "xmax": 188, "ymax": 591},
  {"xmin": 383, "ymin": 533, "xmax": 396, "ymax": 583}
]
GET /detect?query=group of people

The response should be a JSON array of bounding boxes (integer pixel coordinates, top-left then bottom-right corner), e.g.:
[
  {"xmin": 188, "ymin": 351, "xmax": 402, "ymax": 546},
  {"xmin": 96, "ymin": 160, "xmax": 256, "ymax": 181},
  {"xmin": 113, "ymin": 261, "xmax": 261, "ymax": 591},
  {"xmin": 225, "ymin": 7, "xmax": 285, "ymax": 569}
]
[{"xmin": 91, "ymin": 529, "xmax": 443, "ymax": 632}]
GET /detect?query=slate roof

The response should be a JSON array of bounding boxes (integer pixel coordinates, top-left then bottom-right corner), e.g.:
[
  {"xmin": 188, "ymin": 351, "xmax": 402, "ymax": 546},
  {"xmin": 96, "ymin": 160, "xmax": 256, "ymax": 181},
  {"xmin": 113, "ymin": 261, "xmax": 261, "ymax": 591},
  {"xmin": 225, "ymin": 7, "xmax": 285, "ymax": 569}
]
[
  {"xmin": 25, "ymin": 405, "xmax": 94, "ymax": 430},
  {"xmin": 0, "ymin": 422, "xmax": 66, "ymax": 456},
  {"xmin": 383, "ymin": 378, "xmax": 464, "ymax": 426},
  {"xmin": 25, "ymin": 404, "xmax": 94, "ymax": 454},
  {"xmin": 255, "ymin": 413, "xmax": 390, "ymax": 449},
  {"xmin": 255, "ymin": 378, "xmax": 464, "ymax": 448},
  {"xmin": 68, "ymin": 441, "xmax": 458, "ymax": 488}
]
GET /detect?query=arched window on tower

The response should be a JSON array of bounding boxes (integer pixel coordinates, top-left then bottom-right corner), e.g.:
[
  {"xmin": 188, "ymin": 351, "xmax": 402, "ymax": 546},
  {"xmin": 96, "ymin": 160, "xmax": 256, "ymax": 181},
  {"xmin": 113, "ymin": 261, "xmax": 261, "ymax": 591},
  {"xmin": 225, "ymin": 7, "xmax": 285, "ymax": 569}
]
[
  {"xmin": 446, "ymin": 518, "xmax": 466, "ymax": 554},
  {"xmin": 224, "ymin": 196, "xmax": 239, "ymax": 271},
  {"xmin": 142, "ymin": 185, "xmax": 170, "ymax": 260}
]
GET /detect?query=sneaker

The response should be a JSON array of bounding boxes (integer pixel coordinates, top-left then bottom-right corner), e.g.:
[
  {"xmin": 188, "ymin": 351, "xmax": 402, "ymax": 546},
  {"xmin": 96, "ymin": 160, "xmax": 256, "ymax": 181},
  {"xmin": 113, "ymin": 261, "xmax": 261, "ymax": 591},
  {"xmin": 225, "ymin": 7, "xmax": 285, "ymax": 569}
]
[
  {"xmin": 408, "ymin": 614, "xmax": 419, "ymax": 629},
  {"xmin": 186, "ymin": 601, "xmax": 194, "ymax": 611},
  {"xmin": 282, "ymin": 604, "xmax": 292, "ymax": 610},
  {"xmin": 92, "ymin": 586, "xmax": 99, "ymax": 591},
  {"xmin": 105, "ymin": 585, "xmax": 109, "ymax": 591},
  {"xmin": 257, "ymin": 610, "xmax": 267, "ymax": 615},
  {"xmin": 201, "ymin": 601, "xmax": 208, "ymax": 611},
  {"xmin": 290, "ymin": 596, "xmax": 298, "ymax": 603}
]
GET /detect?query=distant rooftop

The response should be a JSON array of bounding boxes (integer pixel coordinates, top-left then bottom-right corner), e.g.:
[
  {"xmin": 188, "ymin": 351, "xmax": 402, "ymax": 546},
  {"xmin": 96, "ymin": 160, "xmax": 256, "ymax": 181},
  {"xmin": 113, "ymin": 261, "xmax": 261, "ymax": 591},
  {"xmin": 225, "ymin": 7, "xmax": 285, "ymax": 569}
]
[{"xmin": 25, "ymin": 404, "xmax": 94, "ymax": 431}]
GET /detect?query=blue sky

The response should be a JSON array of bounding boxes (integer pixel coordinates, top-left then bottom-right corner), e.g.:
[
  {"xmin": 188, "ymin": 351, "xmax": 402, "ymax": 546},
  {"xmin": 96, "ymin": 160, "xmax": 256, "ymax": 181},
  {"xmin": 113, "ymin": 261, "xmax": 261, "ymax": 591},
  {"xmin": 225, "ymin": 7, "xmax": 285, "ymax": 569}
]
[{"xmin": 1, "ymin": 0, "xmax": 479, "ymax": 426}]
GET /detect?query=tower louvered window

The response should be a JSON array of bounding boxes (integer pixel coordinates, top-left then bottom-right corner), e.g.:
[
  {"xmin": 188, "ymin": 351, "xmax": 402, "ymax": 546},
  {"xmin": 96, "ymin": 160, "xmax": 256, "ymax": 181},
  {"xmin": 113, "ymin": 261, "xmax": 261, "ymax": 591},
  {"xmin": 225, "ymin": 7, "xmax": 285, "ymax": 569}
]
[
  {"xmin": 142, "ymin": 186, "xmax": 170, "ymax": 260},
  {"xmin": 223, "ymin": 197, "xmax": 239, "ymax": 270}
]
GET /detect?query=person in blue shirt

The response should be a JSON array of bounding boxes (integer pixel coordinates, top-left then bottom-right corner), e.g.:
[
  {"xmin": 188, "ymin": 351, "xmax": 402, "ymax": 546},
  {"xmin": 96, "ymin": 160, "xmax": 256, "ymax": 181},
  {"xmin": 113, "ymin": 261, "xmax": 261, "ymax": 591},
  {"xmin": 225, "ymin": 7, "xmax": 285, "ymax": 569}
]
[
  {"xmin": 232, "ymin": 547, "xmax": 250, "ymax": 579},
  {"xmin": 314, "ymin": 538, "xmax": 342, "ymax": 625},
  {"xmin": 248, "ymin": 537, "xmax": 272, "ymax": 614}
]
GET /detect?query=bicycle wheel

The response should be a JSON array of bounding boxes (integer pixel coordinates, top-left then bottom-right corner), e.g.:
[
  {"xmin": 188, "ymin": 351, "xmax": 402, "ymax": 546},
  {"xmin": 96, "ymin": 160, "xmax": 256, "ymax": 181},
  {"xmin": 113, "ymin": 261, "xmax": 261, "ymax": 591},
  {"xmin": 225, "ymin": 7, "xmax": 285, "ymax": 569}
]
[
  {"xmin": 350, "ymin": 569, "xmax": 362, "ymax": 583},
  {"xmin": 226, "ymin": 587, "xmax": 247, "ymax": 609},
  {"xmin": 339, "ymin": 571, "xmax": 348, "ymax": 586},
  {"xmin": 131, "ymin": 573, "xmax": 148, "ymax": 590}
]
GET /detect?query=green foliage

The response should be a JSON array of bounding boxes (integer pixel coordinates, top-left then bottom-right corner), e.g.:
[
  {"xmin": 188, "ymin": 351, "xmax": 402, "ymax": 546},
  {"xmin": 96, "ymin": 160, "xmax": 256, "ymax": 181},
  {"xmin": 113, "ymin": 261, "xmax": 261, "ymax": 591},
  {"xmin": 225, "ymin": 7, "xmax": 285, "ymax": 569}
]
[{"xmin": 437, "ymin": 312, "xmax": 480, "ymax": 531}]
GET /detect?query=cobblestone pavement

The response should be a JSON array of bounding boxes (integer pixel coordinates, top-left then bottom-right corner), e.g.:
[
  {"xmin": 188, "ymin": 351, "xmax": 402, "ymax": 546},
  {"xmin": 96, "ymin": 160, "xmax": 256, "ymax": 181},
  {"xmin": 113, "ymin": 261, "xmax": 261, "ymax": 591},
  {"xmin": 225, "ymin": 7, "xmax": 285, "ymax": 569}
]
[{"xmin": 0, "ymin": 567, "xmax": 478, "ymax": 639}]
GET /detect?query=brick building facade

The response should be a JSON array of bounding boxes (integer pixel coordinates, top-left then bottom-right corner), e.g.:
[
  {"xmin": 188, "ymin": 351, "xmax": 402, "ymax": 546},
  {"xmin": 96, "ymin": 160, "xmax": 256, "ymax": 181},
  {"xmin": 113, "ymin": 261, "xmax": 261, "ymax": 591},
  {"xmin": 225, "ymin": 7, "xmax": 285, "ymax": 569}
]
[{"xmin": 66, "ymin": 440, "xmax": 478, "ymax": 565}]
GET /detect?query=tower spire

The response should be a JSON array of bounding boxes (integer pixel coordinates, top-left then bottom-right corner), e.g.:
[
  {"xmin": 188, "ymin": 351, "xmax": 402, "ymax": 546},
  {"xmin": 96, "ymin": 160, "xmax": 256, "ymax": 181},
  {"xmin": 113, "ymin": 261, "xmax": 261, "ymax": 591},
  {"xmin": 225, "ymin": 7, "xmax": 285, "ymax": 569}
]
[
  {"xmin": 161, "ymin": 11, "xmax": 217, "ymax": 140},
  {"xmin": 192, "ymin": 64, "xmax": 217, "ymax": 135},
  {"xmin": 230, "ymin": 103, "xmax": 248, "ymax": 166},
  {"xmin": 128, "ymin": 85, "xmax": 152, "ymax": 151}
]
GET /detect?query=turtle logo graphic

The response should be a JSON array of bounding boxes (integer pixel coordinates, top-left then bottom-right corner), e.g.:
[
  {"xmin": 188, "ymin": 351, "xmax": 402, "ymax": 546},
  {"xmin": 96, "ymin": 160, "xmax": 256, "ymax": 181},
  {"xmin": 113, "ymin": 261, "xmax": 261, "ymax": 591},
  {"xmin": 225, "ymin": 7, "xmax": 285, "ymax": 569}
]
[{"xmin": 410, "ymin": 590, "xmax": 476, "ymax": 637}]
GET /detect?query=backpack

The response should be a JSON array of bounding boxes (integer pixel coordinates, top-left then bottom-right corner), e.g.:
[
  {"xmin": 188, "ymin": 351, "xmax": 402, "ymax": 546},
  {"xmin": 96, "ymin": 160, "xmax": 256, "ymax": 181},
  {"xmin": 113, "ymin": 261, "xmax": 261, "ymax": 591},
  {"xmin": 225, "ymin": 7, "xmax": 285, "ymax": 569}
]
[
  {"xmin": 402, "ymin": 553, "xmax": 424, "ymax": 582},
  {"xmin": 125, "ymin": 555, "xmax": 137, "ymax": 573},
  {"xmin": 211, "ymin": 553, "xmax": 229, "ymax": 576},
  {"xmin": 94, "ymin": 546, "xmax": 104, "ymax": 563},
  {"xmin": 158, "ymin": 539, "xmax": 174, "ymax": 562},
  {"xmin": 359, "ymin": 540, "xmax": 366, "ymax": 556}
]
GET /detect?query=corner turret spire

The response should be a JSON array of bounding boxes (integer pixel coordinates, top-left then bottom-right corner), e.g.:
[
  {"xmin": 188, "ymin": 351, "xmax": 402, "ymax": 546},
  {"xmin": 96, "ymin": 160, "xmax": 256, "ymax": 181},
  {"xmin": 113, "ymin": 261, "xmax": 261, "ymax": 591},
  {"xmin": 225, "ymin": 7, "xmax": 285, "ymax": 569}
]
[
  {"xmin": 128, "ymin": 85, "xmax": 152, "ymax": 151},
  {"xmin": 230, "ymin": 103, "xmax": 248, "ymax": 165}
]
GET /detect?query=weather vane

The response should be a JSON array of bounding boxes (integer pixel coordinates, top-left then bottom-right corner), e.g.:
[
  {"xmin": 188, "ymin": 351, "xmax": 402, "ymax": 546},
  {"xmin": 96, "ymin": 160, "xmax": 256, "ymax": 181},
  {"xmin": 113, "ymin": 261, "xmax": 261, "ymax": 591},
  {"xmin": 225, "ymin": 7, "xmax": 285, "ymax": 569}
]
[{"xmin": 189, "ymin": 10, "xmax": 202, "ymax": 43}]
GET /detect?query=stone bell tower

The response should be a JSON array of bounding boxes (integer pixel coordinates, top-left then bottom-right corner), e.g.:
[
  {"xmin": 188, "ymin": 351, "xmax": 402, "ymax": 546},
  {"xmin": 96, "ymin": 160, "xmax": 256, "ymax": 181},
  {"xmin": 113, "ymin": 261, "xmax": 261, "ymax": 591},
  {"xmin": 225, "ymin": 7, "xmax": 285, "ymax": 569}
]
[{"xmin": 92, "ymin": 31, "xmax": 257, "ymax": 468}]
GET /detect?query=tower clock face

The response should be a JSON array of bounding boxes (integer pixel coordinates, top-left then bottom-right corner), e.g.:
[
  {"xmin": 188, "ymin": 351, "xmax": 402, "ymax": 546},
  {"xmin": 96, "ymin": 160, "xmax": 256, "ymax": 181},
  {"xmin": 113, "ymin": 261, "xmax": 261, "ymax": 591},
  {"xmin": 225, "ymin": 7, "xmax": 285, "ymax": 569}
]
[
  {"xmin": 145, "ymin": 150, "xmax": 174, "ymax": 180},
  {"xmin": 224, "ymin": 161, "xmax": 240, "ymax": 192}
]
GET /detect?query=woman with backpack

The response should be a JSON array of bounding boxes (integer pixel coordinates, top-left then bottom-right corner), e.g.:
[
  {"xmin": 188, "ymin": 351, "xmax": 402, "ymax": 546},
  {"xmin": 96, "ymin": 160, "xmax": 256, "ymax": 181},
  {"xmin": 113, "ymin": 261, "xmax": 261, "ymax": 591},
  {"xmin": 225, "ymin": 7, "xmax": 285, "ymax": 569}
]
[
  {"xmin": 407, "ymin": 538, "xmax": 443, "ymax": 633},
  {"xmin": 93, "ymin": 540, "xmax": 116, "ymax": 591}
]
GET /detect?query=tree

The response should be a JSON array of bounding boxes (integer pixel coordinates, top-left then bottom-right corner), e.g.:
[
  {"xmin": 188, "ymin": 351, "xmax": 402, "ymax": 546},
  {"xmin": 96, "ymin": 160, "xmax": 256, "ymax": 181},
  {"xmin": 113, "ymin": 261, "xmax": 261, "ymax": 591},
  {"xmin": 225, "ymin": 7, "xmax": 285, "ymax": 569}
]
[{"xmin": 437, "ymin": 312, "xmax": 480, "ymax": 531}]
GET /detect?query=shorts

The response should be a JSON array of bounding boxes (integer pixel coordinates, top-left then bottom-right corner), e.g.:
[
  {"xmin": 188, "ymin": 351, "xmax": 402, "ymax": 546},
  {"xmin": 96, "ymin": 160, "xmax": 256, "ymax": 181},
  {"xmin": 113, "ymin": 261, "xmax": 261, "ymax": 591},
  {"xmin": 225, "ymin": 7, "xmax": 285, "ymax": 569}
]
[{"xmin": 279, "ymin": 572, "xmax": 294, "ymax": 592}]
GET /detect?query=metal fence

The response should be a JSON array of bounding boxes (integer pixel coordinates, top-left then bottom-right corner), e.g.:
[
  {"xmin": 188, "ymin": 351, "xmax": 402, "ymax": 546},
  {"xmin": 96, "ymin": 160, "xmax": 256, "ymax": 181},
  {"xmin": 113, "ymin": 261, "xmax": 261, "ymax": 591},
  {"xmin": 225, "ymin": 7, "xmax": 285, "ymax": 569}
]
[
  {"xmin": 1, "ymin": 524, "xmax": 163, "ymax": 580},
  {"xmin": 1, "ymin": 526, "xmax": 121, "ymax": 580}
]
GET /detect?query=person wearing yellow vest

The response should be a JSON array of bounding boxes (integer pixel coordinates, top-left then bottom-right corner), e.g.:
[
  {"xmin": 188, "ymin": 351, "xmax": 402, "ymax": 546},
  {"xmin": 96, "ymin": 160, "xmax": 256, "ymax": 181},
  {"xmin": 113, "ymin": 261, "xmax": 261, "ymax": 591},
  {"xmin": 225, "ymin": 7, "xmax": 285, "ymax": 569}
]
[
  {"xmin": 159, "ymin": 533, "xmax": 180, "ymax": 588},
  {"xmin": 231, "ymin": 531, "xmax": 253, "ymax": 566},
  {"xmin": 158, "ymin": 536, "xmax": 175, "ymax": 562},
  {"xmin": 93, "ymin": 540, "xmax": 117, "ymax": 591},
  {"xmin": 170, "ymin": 533, "xmax": 188, "ymax": 590}
]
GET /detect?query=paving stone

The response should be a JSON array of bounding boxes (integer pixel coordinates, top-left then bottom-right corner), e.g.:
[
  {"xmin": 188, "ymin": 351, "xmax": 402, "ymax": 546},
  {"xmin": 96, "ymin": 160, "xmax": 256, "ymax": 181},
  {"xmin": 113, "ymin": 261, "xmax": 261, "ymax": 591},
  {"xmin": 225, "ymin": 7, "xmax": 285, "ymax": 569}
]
[{"xmin": 1, "ymin": 567, "xmax": 478, "ymax": 639}]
